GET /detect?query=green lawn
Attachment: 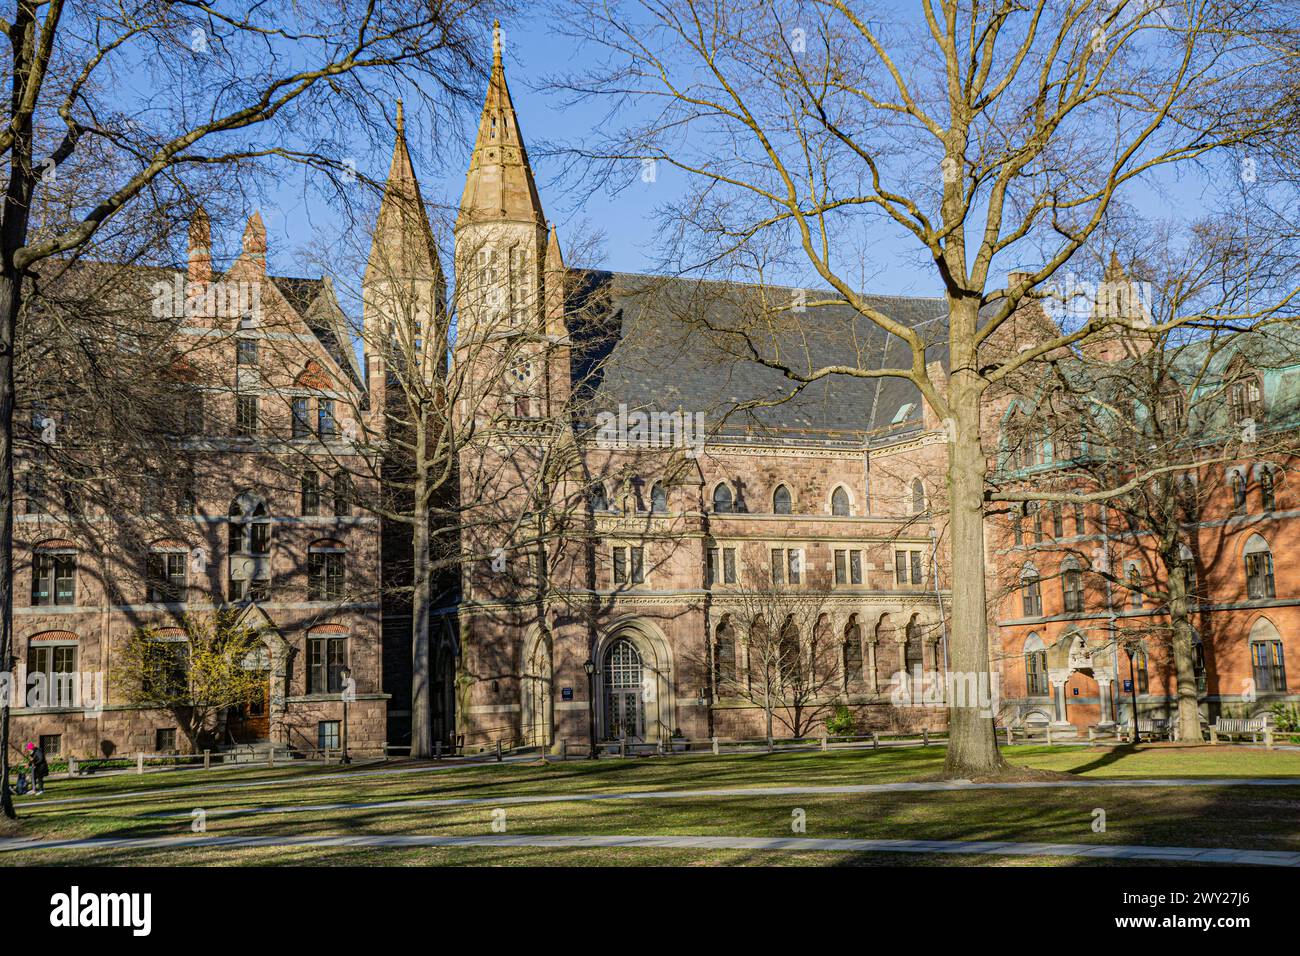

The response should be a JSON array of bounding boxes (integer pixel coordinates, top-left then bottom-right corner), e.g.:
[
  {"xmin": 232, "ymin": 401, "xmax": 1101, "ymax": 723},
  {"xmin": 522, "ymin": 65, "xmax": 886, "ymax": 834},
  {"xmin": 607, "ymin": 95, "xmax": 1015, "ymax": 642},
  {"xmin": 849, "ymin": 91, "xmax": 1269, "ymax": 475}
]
[{"xmin": 3, "ymin": 744, "xmax": 1297, "ymax": 866}]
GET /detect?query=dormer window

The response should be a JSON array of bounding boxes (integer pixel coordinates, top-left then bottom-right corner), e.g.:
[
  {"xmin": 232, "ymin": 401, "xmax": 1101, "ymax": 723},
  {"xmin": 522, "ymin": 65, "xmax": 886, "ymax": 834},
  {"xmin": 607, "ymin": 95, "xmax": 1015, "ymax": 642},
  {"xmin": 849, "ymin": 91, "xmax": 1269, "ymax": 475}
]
[{"xmin": 1227, "ymin": 362, "xmax": 1263, "ymax": 424}]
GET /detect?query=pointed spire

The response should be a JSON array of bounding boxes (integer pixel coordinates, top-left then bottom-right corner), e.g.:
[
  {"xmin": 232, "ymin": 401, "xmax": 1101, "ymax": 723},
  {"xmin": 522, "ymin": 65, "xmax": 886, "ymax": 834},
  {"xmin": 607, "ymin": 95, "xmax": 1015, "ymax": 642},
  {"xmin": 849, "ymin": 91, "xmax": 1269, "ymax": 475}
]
[
  {"xmin": 1105, "ymin": 250, "xmax": 1124, "ymax": 281},
  {"xmin": 457, "ymin": 21, "xmax": 546, "ymax": 229},
  {"xmin": 242, "ymin": 211, "xmax": 266, "ymax": 255},
  {"xmin": 366, "ymin": 101, "xmax": 444, "ymax": 283},
  {"xmin": 545, "ymin": 223, "xmax": 564, "ymax": 271}
]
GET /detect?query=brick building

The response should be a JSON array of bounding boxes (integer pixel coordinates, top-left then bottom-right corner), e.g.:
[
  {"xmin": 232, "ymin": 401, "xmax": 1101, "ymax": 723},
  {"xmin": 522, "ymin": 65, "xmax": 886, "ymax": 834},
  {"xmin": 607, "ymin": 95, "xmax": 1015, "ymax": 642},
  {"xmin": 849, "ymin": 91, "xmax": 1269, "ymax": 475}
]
[
  {"xmin": 11, "ymin": 191, "xmax": 403, "ymax": 759},
  {"xmin": 989, "ymin": 287, "xmax": 1300, "ymax": 736}
]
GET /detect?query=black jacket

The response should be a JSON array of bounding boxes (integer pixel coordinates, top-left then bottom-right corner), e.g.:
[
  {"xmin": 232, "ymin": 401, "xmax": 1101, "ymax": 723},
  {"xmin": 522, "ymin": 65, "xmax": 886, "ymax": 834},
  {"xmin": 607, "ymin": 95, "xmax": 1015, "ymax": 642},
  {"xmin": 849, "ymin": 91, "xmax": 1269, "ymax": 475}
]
[{"xmin": 29, "ymin": 748, "xmax": 48, "ymax": 777}]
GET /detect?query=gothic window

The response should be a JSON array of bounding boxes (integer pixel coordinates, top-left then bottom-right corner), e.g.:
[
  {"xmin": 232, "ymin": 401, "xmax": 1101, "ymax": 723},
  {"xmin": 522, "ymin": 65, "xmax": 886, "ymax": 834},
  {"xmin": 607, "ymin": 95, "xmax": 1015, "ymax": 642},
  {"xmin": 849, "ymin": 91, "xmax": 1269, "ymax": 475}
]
[
  {"xmin": 773, "ymin": 485, "xmax": 792, "ymax": 514},
  {"xmin": 1020, "ymin": 565, "xmax": 1042, "ymax": 617},
  {"xmin": 1126, "ymin": 563, "xmax": 1144, "ymax": 609},
  {"xmin": 910, "ymin": 479, "xmax": 926, "ymax": 514},
  {"xmin": 589, "ymin": 483, "xmax": 610, "ymax": 512},
  {"xmin": 228, "ymin": 493, "xmax": 271, "ymax": 601},
  {"xmin": 650, "ymin": 481, "xmax": 668, "ymax": 513},
  {"xmin": 1024, "ymin": 633, "xmax": 1048, "ymax": 696},
  {"xmin": 1061, "ymin": 558, "xmax": 1084, "ymax": 613},
  {"xmin": 1249, "ymin": 619, "xmax": 1286, "ymax": 693},
  {"xmin": 714, "ymin": 618, "xmax": 737, "ymax": 691},
  {"xmin": 712, "ymin": 483, "xmax": 734, "ymax": 514},
  {"xmin": 843, "ymin": 619, "xmax": 864, "ymax": 689},
  {"xmin": 476, "ymin": 247, "xmax": 503, "ymax": 318},
  {"xmin": 831, "ymin": 486, "xmax": 850, "ymax": 516},
  {"xmin": 1244, "ymin": 534, "xmax": 1275, "ymax": 599},
  {"xmin": 1050, "ymin": 503, "xmax": 1064, "ymax": 539},
  {"xmin": 509, "ymin": 246, "xmax": 530, "ymax": 322}
]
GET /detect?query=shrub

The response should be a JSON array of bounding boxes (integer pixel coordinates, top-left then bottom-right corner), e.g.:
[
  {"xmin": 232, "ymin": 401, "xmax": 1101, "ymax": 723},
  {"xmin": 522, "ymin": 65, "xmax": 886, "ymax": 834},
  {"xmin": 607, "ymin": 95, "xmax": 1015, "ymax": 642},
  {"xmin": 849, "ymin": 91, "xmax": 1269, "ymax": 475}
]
[{"xmin": 824, "ymin": 705, "xmax": 856, "ymax": 737}]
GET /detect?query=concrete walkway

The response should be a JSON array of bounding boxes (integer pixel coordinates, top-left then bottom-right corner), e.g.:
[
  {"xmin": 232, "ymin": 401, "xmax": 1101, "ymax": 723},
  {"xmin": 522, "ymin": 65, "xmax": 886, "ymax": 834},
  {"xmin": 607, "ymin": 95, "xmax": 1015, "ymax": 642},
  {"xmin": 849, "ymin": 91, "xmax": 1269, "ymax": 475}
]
[
  {"xmin": 143, "ymin": 776, "xmax": 1300, "ymax": 822},
  {"xmin": 1, "ymin": 831, "xmax": 1296, "ymax": 866}
]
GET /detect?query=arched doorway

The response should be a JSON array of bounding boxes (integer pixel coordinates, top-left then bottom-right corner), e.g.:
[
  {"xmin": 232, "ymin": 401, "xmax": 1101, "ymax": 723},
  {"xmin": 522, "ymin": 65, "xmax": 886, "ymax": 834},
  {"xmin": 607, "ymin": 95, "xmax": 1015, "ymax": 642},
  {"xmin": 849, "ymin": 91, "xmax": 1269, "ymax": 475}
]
[{"xmin": 603, "ymin": 638, "xmax": 645, "ymax": 740}]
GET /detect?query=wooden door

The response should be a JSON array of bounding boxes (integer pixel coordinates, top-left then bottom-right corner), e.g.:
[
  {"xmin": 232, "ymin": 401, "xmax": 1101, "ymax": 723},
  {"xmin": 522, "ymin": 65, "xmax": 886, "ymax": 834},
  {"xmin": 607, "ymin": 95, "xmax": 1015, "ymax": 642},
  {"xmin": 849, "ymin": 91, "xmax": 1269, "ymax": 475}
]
[{"xmin": 231, "ymin": 671, "xmax": 270, "ymax": 741}]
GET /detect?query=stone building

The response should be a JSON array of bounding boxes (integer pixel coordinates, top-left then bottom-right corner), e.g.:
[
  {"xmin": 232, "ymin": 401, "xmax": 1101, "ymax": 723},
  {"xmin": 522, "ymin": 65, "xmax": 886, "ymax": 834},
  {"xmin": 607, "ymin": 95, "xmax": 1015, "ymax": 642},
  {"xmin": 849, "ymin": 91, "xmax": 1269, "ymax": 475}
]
[
  {"xmin": 11, "ymin": 201, "xmax": 396, "ymax": 759},
  {"xmin": 445, "ymin": 28, "xmax": 956, "ymax": 750}
]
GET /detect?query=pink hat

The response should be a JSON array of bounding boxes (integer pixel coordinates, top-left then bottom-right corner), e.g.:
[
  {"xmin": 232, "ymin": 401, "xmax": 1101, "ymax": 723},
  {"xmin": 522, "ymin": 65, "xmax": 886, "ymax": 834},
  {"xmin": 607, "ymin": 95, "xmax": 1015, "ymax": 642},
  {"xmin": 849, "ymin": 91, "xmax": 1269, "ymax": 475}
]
[{"xmin": 24, "ymin": 743, "xmax": 34, "ymax": 752}]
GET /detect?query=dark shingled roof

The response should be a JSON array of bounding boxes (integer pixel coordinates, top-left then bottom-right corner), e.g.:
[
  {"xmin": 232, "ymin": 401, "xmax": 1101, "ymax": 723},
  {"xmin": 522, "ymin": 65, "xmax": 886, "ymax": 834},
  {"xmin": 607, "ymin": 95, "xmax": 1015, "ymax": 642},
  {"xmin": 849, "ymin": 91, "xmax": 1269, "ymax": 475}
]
[{"xmin": 567, "ymin": 271, "xmax": 947, "ymax": 446}]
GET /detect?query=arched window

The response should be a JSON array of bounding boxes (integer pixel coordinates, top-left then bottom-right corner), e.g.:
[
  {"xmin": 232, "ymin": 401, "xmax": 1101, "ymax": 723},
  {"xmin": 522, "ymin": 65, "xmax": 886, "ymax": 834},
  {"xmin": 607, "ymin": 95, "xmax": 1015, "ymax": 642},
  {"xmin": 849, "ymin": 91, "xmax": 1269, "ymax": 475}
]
[
  {"xmin": 308, "ymin": 540, "xmax": 346, "ymax": 602},
  {"xmin": 1073, "ymin": 501, "xmax": 1087, "ymax": 535},
  {"xmin": 712, "ymin": 483, "xmax": 734, "ymax": 514},
  {"xmin": 1244, "ymin": 534, "xmax": 1275, "ymax": 599},
  {"xmin": 1024, "ymin": 632, "xmax": 1048, "ymax": 696},
  {"xmin": 1050, "ymin": 503, "xmax": 1064, "ymax": 539},
  {"xmin": 603, "ymin": 638, "xmax": 645, "ymax": 740},
  {"xmin": 1171, "ymin": 542, "xmax": 1197, "ymax": 601},
  {"xmin": 1230, "ymin": 471, "xmax": 1247, "ymax": 515},
  {"xmin": 1249, "ymin": 618, "xmax": 1287, "ymax": 693},
  {"xmin": 649, "ymin": 481, "xmax": 668, "ymax": 513},
  {"xmin": 843, "ymin": 616, "xmax": 863, "ymax": 689},
  {"xmin": 778, "ymin": 619, "xmax": 802, "ymax": 688},
  {"xmin": 228, "ymin": 493, "xmax": 270, "ymax": 601},
  {"xmin": 1026, "ymin": 501, "xmax": 1043, "ymax": 542},
  {"xmin": 904, "ymin": 616, "xmax": 924, "ymax": 671},
  {"xmin": 831, "ymin": 486, "xmax": 850, "ymax": 517},
  {"xmin": 1020, "ymin": 564, "xmax": 1042, "ymax": 617},
  {"xmin": 1260, "ymin": 466, "xmax": 1277, "ymax": 512},
  {"xmin": 1061, "ymin": 557, "xmax": 1083, "ymax": 613},
  {"xmin": 773, "ymin": 485, "xmax": 792, "ymax": 515},
  {"xmin": 714, "ymin": 618, "xmax": 737, "ymax": 692},
  {"xmin": 1192, "ymin": 630, "xmax": 1207, "ymax": 694},
  {"xmin": 589, "ymin": 483, "xmax": 609, "ymax": 513},
  {"xmin": 910, "ymin": 479, "xmax": 926, "ymax": 515},
  {"xmin": 332, "ymin": 471, "xmax": 352, "ymax": 517}
]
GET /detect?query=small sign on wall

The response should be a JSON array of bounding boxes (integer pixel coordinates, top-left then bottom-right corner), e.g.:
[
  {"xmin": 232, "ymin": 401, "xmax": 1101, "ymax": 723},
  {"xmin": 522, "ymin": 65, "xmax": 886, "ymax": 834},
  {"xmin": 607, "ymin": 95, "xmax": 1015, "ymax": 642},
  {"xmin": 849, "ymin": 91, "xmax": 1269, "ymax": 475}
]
[
  {"xmin": 1123, "ymin": 679, "xmax": 1133, "ymax": 692},
  {"xmin": 561, "ymin": 687, "xmax": 574, "ymax": 701}
]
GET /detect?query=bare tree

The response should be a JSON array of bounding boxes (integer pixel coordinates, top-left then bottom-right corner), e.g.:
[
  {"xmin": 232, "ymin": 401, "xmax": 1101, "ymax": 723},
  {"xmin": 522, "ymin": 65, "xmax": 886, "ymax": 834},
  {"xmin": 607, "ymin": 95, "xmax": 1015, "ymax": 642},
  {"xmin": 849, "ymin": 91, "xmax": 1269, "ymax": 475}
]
[{"xmin": 553, "ymin": 0, "xmax": 1300, "ymax": 775}]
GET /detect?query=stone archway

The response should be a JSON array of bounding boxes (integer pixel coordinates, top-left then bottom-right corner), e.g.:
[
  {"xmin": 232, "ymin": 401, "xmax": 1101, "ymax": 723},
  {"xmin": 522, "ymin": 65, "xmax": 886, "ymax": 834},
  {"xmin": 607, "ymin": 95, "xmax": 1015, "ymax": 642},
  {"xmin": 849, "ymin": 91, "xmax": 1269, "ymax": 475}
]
[
  {"xmin": 521, "ymin": 628, "xmax": 553, "ymax": 750},
  {"xmin": 231, "ymin": 603, "xmax": 295, "ymax": 744},
  {"xmin": 1043, "ymin": 629, "xmax": 1117, "ymax": 730},
  {"xmin": 594, "ymin": 618, "xmax": 676, "ymax": 743}
]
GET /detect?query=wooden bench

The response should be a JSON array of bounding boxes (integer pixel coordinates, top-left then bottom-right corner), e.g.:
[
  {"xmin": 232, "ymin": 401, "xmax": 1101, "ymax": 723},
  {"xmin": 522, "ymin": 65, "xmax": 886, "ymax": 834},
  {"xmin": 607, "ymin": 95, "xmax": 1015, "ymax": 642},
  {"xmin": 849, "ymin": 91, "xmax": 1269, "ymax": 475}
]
[
  {"xmin": 1123, "ymin": 717, "xmax": 1174, "ymax": 742},
  {"xmin": 1210, "ymin": 717, "xmax": 1274, "ymax": 748}
]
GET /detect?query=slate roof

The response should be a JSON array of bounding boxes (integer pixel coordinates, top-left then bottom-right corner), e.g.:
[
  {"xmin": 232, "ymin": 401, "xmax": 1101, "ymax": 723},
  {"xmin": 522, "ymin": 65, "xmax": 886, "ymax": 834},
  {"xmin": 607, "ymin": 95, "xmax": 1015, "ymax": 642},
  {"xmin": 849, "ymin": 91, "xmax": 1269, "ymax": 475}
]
[{"xmin": 567, "ymin": 271, "xmax": 948, "ymax": 446}]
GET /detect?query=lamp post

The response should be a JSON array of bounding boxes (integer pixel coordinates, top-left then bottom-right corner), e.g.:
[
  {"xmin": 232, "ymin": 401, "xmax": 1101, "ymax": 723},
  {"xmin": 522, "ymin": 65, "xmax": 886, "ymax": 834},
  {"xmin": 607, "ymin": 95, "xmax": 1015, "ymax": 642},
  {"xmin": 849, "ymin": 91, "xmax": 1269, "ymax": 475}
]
[
  {"xmin": 339, "ymin": 664, "xmax": 352, "ymax": 764},
  {"xmin": 583, "ymin": 658, "xmax": 597, "ymax": 759}
]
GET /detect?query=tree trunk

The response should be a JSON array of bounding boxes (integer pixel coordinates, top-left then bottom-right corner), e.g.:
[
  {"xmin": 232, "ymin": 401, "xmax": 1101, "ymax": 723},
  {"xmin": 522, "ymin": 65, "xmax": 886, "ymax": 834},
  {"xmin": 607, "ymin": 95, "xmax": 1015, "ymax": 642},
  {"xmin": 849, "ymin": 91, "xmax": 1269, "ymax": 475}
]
[
  {"xmin": 409, "ymin": 457, "xmax": 433, "ymax": 759},
  {"xmin": 0, "ymin": 270, "xmax": 19, "ymax": 818},
  {"xmin": 1166, "ymin": 562, "xmax": 1201, "ymax": 743},
  {"xmin": 942, "ymin": 373, "xmax": 1006, "ymax": 777}
]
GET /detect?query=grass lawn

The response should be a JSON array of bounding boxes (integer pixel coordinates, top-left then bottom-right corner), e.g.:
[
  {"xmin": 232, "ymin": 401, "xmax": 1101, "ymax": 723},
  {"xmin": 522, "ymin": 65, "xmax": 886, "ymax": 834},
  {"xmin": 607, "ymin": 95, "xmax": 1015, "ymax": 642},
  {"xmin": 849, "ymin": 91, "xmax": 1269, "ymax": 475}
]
[{"xmin": 2, "ymin": 744, "xmax": 1297, "ymax": 866}]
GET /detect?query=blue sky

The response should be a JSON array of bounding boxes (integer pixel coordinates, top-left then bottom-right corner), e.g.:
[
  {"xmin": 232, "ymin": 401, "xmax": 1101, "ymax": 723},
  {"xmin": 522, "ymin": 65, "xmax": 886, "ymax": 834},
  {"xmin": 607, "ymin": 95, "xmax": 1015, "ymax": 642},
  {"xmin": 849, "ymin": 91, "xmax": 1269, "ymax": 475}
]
[{"xmin": 247, "ymin": 7, "xmax": 1258, "ymax": 313}]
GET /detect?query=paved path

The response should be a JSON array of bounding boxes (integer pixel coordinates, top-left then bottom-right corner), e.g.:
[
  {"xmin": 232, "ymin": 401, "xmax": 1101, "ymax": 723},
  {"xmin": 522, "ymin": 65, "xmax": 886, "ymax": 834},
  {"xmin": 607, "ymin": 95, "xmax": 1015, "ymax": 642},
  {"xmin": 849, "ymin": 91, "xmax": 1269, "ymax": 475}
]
[
  {"xmin": 143, "ymin": 777, "xmax": 1300, "ymax": 822},
  {"xmin": 0, "ymin": 831, "xmax": 1295, "ymax": 866}
]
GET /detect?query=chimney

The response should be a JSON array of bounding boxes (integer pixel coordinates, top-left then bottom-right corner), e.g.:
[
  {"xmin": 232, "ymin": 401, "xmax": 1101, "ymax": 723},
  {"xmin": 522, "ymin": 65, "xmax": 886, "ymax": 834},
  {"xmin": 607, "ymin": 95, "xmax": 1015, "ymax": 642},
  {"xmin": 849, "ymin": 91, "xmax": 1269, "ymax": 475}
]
[{"xmin": 188, "ymin": 207, "xmax": 212, "ymax": 285}]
